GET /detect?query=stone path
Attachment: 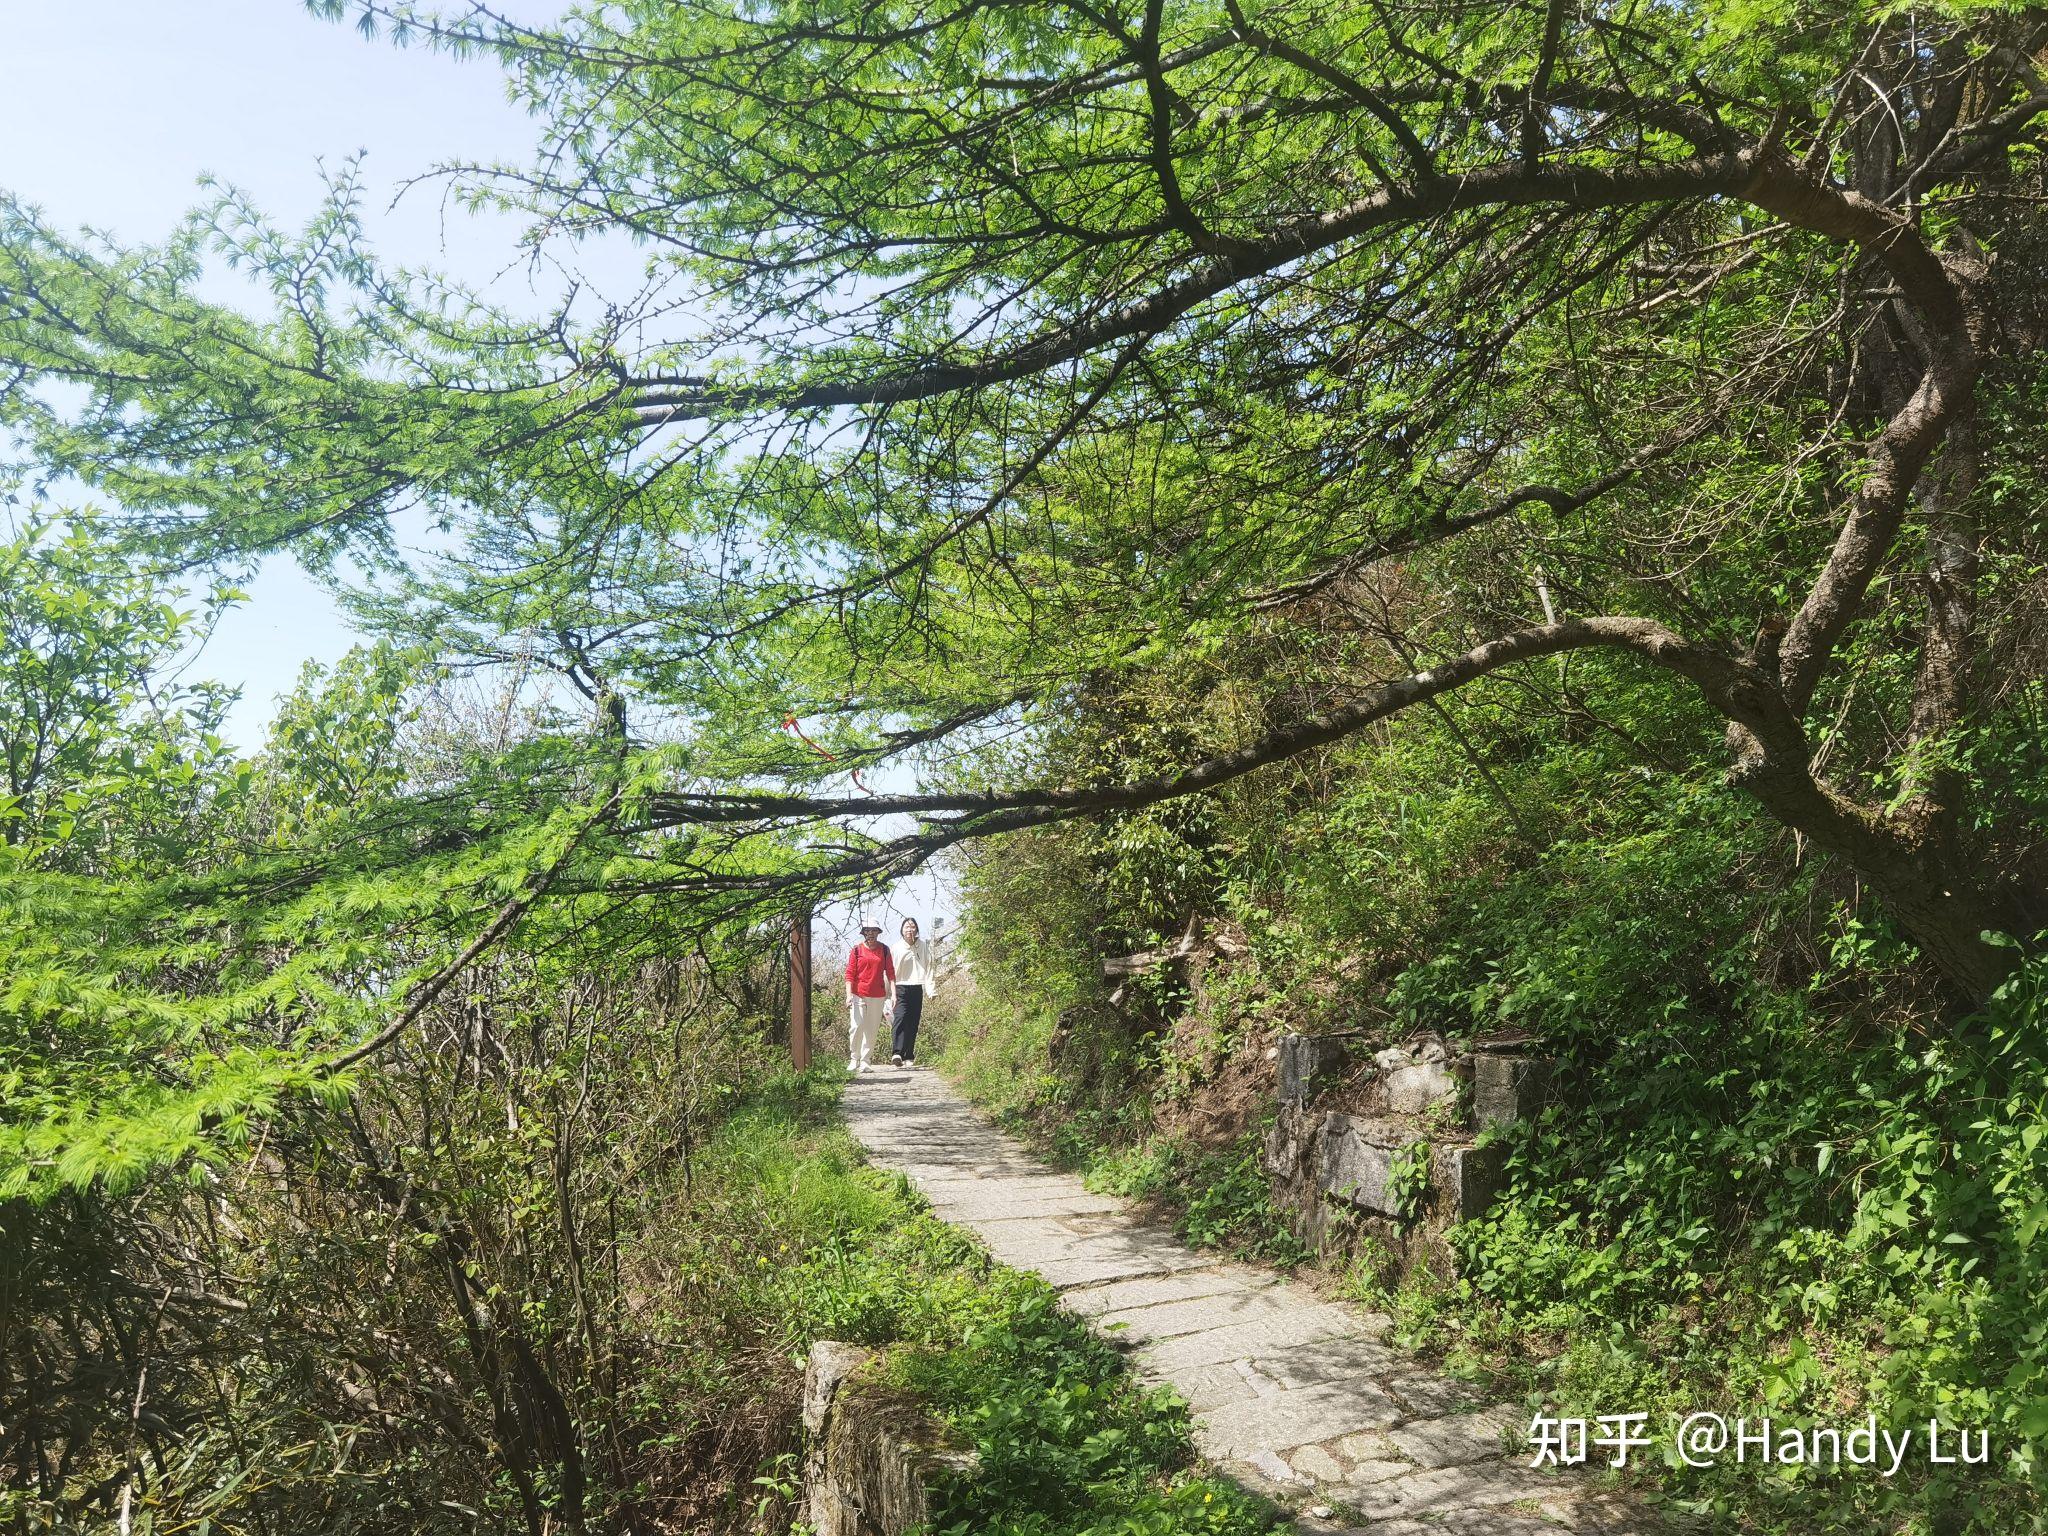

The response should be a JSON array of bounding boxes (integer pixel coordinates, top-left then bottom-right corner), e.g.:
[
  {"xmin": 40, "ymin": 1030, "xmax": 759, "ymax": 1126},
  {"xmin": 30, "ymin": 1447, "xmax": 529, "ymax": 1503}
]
[{"xmin": 841, "ymin": 1066, "xmax": 1652, "ymax": 1535}]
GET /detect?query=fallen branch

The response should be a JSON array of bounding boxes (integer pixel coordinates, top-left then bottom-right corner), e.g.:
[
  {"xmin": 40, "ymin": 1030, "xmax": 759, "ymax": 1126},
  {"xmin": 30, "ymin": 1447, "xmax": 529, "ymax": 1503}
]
[{"xmin": 1100, "ymin": 915, "xmax": 1206, "ymax": 978}]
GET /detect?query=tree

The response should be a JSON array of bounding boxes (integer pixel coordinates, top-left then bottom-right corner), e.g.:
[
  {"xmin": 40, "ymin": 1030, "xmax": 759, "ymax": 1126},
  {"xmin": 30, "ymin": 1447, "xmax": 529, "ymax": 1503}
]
[
  {"xmin": 1, "ymin": 1, "xmax": 2045, "ymax": 1000},
  {"xmin": 0, "ymin": 545, "xmax": 762, "ymax": 1527},
  {"xmin": 0, "ymin": 510, "xmax": 240, "ymax": 867}
]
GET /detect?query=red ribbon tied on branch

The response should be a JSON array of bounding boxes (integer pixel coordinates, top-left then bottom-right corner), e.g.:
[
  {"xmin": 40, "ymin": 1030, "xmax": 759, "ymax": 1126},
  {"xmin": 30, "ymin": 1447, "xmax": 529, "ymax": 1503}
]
[{"xmin": 782, "ymin": 712, "xmax": 874, "ymax": 794}]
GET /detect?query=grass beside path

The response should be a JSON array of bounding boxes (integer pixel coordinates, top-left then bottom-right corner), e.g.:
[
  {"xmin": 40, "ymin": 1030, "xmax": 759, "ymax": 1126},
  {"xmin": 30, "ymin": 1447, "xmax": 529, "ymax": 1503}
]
[{"xmin": 646, "ymin": 1068, "xmax": 1277, "ymax": 1536}]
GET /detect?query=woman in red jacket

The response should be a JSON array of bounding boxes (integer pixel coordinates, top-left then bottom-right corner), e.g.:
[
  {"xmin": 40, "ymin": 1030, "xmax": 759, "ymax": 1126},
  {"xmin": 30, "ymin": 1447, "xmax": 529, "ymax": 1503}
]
[{"xmin": 844, "ymin": 919, "xmax": 895, "ymax": 1074}]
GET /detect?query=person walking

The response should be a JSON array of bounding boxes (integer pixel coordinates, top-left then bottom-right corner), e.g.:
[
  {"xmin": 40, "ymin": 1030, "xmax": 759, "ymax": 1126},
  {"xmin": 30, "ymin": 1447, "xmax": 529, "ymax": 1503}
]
[
  {"xmin": 844, "ymin": 919, "xmax": 895, "ymax": 1074},
  {"xmin": 890, "ymin": 916, "xmax": 936, "ymax": 1067}
]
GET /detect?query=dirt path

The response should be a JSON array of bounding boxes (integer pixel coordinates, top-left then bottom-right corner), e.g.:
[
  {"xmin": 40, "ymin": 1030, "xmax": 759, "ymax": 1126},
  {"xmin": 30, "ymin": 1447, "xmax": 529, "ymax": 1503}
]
[{"xmin": 841, "ymin": 1065, "xmax": 1651, "ymax": 1535}]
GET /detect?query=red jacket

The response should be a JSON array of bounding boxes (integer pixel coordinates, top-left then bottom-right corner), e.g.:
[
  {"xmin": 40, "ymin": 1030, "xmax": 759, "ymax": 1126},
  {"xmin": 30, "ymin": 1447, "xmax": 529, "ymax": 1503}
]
[{"xmin": 846, "ymin": 941, "xmax": 895, "ymax": 998}]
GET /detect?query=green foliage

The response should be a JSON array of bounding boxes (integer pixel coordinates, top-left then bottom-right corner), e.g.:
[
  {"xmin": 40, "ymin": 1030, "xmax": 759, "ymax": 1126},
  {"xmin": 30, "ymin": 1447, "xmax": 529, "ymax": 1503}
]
[
  {"xmin": 0, "ymin": 775, "xmax": 628, "ymax": 1201},
  {"xmin": 643, "ymin": 1074, "xmax": 1274, "ymax": 1536},
  {"xmin": 5, "ymin": 879, "xmax": 786, "ymax": 1533},
  {"xmin": 1075, "ymin": 1131, "xmax": 1313, "ymax": 1269},
  {"xmin": 0, "ymin": 518, "xmax": 697, "ymax": 1204},
  {"xmin": 1443, "ymin": 952, "xmax": 2048, "ymax": 1532},
  {"xmin": 8, "ymin": 2, "xmax": 2043, "ymax": 1008},
  {"xmin": 252, "ymin": 642, "xmax": 421, "ymax": 842},
  {"xmin": 938, "ymin": 985, "xmax": 1309, "ymax": 1269},
  {"xmin": 902, "ymin": 1292, "xmax": 1270, "ymax": 1536},
  {"xmin": 943, "ymin": 588, "xmax": 2048, "ymax": 1531},
  {"xmin": 0, "ymin": 509, "xmax": 243, "ymax": 870},
  {"xmin": 0, "ymin": 524, "xmax": 848, "ymax": 1531},
  {"xmin": 5, "ymin": 4, "xmax": 2048, "ymax": 1532},
  {"xmin": 1385, "ymin": 1140, "xmax": 1431, "ymax": 1224}
]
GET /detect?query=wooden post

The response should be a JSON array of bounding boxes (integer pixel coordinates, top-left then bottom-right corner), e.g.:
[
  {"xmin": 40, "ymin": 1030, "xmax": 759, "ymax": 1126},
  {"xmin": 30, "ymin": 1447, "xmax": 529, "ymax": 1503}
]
[{"xmin": 789, "ymin": 909, "xmax": 812, "ymax": 1070}]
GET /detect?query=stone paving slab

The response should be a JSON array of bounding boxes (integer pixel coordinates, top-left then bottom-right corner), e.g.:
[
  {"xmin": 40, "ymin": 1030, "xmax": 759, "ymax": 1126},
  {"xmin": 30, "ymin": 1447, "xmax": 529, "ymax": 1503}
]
[
  {"xmin": 1154, "ymin": 1361, "xmax": 1271, "ymax": 1411},
  {"xmin": 1059, "ymin": 1268, "xmax": 1270, "ymax": 1316},
  {"xmin": 919, "ymin": 1174, "xmax": 1096, "ymax": 1198},
  {"xmin": 1132, "ymin": 1310, "xmax": 1364, "ymax": 1370},
  {"xmin": 841, "ymin": 1066, "xmax": 1654, "ymax": 1533},
  {"xmin": 1194, "ymin": 1381, "xmax": 1408, "ymax": 1458},
  {"xmin": 1094, "ymin": 1290, "xmax": 1291, "ymax": 1342},
  {"xmin": 928, "ymin": 1195, "xmax": 1132, "ymax": 1219}
]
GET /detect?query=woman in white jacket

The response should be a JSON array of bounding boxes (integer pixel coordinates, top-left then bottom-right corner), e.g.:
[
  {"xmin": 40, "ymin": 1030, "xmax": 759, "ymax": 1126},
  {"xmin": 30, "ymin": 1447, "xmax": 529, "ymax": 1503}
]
[{"xmin": 890, "ymin": 917, "xmax": 936, "ymax": 1067}]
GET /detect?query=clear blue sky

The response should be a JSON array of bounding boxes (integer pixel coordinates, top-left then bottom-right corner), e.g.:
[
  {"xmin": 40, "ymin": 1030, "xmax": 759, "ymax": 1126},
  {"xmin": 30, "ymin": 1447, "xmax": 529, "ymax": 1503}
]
[{"xmin": 2, "ymin": 0, "xmax": 564, "ymax": 749}]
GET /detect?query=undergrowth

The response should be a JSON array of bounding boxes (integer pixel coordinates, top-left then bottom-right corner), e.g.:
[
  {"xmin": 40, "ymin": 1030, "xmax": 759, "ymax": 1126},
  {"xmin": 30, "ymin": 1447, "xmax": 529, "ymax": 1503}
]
[
  {"xmin": 934, "ymin": 1003, "xmax": 1309, "ymax": 1270},
  {"xmin": 659, "ymin": 1070, "xmax": 1276, "ymax": 1536},
  {"xmin": 935, "ymin": 721, "xmax": 2048, "ymax": 1534}
]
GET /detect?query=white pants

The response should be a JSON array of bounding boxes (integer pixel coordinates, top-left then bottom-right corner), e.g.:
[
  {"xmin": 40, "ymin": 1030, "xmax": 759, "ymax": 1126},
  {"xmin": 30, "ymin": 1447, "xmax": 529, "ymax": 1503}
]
[{"xmin": 847, "ymin": 995, "xmax": 886, "ymax": 1071}]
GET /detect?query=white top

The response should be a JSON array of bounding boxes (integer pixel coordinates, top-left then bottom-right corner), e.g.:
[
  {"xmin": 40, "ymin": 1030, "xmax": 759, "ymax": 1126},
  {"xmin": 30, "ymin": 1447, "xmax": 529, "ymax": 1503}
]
[{"xmin": 895, "ymin": 938, "xmax": 937, "ymax": 993}]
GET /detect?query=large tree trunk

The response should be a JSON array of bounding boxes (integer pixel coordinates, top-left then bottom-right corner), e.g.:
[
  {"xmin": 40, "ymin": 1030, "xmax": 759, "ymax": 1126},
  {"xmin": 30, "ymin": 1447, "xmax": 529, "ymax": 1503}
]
[{"xmin": 1729, "ymin": 742, "xmax": 2023, "ymax": 1005}]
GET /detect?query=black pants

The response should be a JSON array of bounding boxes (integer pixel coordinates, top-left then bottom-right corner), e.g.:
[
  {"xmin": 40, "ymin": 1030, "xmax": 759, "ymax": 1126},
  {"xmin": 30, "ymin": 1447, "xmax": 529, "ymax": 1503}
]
[{"xmin": 891, "ymin": 985, "xmax": 924, "ymax": 1060}]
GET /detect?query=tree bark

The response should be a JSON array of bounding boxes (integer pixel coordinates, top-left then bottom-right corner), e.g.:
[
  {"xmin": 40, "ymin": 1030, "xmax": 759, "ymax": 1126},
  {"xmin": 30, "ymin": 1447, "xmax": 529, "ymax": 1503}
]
[{"xmin": 1725, "ymin": 742, "xmax": 2020, "ymax": 1004}]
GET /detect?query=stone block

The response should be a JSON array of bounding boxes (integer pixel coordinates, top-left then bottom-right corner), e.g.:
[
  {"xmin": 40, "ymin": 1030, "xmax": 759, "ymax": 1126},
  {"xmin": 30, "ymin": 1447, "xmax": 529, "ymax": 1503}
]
[
  {"xmin": 1096, "ymin": 1291, "xmax": 1279, "ymax": 1343},
  {"xmin": 1131, "ymin": 1306, "xmax": 1357, "ymax": 1371},
  {"xmin": 803, "ymin": 1341, "xmax": 975, "ymax": 1536},
  {"xmin": 1342, "ymin": 1458, "xmax": 1565, "ymax": 1524},
  {"xmin": 803, "ymin": 1340, "xmax": 874, "ymax": 1435},
  {"xmin": 1251, "ymin": 1336, "xmax": 1404, "ymax": 1392},
  {"xmin": 1443, "ymin": 1143, "xmax": 1509, "ymax": 1221},
  {"xmin": 1472, "ymin": 1053, "xmax": 1552, "ymax": 1129},
  {"xmin": 1223, "ymin": 1450, "xmax": 1310, "ymax": 1497},
  {"xmin": 1289, "ymin": 1443, "xmax": 1346, "ymax": 1483},
  {"xmin": 1319, "ymin": 1114, "xmax": 1400, "ymax": 1215},
  {"xmin": 1277, "ymin": 1033, "xmax": 1347, "ymax": 1099},
  {"xmin": 1384, "ymin": 1060, "xmax": 1458, "ymax": 1115},
  {"xmin": 1061, "ymin": 1269, "xmax": 1257, "ymax": 1318},
  {"xmin": 1154, "ymin": 1361, "xmax": 1265, "ymax": 1410},
  {"xmin": 1193, "ymin": 1380, "xmax": 1406, "ymax": 1459},
  {"xmin": 1374, "ymin": 1039, "xmax": 1446, "ymax": 1070},
  {"xmin": 1381, "ymin": 1369, "xmax": 1486, "ymax": 1418},
  {"xmin": 1263, "ymin": 1099, "xmax": 1312, "ymax": 1176}
]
